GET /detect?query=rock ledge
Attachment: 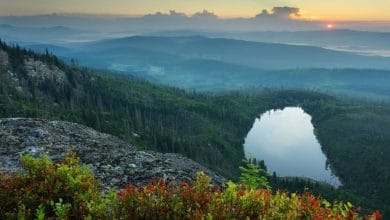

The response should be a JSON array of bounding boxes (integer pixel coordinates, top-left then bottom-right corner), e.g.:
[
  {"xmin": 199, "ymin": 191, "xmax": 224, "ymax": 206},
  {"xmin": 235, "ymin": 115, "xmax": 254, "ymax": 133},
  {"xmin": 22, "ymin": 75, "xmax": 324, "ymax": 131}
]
[{"xmin": 0, "ymin": 118, "xmax": 226, "ymax": 189}]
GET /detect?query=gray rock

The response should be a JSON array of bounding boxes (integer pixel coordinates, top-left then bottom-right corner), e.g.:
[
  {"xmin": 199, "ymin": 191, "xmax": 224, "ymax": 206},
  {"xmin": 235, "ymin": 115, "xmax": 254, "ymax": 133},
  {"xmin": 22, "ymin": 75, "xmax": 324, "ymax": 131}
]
[
  {"xmin": 0, "ymin": 118, "xmax": 226, "ymax": 189},
  {"xmin": 24, "ymin": 58, "xmax": 67, "ymax": 85}
]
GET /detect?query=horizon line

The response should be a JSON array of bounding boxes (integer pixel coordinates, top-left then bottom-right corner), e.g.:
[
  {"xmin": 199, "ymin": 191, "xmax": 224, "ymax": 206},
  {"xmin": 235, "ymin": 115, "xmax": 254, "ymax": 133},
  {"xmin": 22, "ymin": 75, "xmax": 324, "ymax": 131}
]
[{"xmin": 1, "ymin": 11, "xmax": 390, "ymax": 23}]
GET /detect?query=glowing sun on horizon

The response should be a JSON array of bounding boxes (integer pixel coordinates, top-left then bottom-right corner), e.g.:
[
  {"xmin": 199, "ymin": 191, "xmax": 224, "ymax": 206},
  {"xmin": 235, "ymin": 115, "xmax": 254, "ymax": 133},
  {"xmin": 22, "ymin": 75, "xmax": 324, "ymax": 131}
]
[{"xmin": 326, "ymin": 24, "xmax": 334, "ymax": 29}]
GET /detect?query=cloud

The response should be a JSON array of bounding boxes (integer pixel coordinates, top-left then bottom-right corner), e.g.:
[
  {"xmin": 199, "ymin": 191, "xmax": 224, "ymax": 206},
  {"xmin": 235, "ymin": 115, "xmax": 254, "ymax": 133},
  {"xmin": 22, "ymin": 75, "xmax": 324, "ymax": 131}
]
[
  {"xmin": 272, "ymin": 7, "xmax": 301, "ymax": 18},
  {"xmin": 191, "ymin": 10, "xmax": 218, "ymax": 19},
  {"xmin": 145, "ymin": 10, "xmax": 187, "ymax": 18},
  {"xmin": 144, "ymin": 9, "xmax": 218, "ymax": 20},
  {"xmin": 256, "ymin": 7, "xmax": 301, "ymax": 19}
]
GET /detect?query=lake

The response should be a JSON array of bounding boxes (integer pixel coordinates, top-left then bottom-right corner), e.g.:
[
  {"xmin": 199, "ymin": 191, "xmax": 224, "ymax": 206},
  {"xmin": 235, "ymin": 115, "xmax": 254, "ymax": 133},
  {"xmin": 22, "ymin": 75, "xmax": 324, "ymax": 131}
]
[{"xmin": 244, "ymin": 107, "xmax": 340, "ymax": 186}]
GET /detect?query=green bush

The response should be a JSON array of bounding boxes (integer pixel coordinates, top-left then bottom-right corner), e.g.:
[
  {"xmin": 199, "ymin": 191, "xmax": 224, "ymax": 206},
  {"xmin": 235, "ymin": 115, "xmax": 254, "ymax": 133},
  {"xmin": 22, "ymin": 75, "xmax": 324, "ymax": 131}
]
[
  {"xmin": 0, "ymin": 152, "xmax": 106, "ymax": 219},
  {"xmin": 239, "ymin": 160, "xmax": 271, "ymax": 190}
]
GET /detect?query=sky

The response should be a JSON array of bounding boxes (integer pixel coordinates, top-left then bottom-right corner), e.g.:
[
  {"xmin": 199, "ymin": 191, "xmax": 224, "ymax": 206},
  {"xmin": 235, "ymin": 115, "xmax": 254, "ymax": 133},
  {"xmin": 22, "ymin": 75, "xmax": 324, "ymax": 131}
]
[{"xmin": 1, "ymin": 0, "xmax": 390, "ymax": 21}]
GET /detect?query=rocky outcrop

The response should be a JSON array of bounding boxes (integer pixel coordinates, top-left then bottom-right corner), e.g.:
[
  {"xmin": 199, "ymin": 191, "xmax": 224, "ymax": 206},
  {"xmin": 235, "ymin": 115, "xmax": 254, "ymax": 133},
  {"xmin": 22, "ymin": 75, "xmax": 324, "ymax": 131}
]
[
  {"xmin": 0, "ymin": 118, "xmax": 226, "ymax": 189},
  {"xmin": 24, "ymin": 58, "xmax": 67, "ymax": 85},
  {"xmin": 0, "ymin": 49, "xmax": 67, "ymax": 96}
]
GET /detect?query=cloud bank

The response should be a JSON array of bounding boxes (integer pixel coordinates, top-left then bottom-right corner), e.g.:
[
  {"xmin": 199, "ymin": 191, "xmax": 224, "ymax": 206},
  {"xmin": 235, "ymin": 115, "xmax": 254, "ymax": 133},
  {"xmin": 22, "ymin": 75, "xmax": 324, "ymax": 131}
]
[
  {"xmin": 256, "ymin": 7, "xmax": 301, "ymax": 19},
  {"xmin": 0, "ymin": 6, "xmax": 389, "ymax": 32}
]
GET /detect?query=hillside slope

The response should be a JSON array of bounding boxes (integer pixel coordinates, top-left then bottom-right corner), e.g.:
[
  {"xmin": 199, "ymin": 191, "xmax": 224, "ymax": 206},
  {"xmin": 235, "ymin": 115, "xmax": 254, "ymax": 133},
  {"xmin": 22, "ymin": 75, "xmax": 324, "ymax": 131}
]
[{"xmin": 0, "ymin": 40, "xmax": 265, "ymax": 179}]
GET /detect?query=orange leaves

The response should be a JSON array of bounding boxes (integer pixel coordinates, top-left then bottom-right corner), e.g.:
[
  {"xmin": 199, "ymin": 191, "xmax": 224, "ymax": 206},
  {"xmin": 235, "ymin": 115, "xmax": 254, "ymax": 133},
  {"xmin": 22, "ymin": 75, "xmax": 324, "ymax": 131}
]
[
  {"xmin": 118, "ymin": 184, "xmax": 138, "ymax": 200},
  {"xmin": 0, "ymin": 153, "xmax": 383, "ymax": 219},
  {"xmin": 367, "ymin": 210, "xmax": 383, "ymax": 220},
  {"xmin": 116, "ymin": 176, "xmax": 380, "ymax": 220}
]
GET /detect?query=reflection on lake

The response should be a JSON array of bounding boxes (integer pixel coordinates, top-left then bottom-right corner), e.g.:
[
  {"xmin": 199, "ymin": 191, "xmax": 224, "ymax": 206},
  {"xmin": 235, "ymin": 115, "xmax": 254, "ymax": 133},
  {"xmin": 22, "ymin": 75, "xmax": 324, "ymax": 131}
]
[{"xmin": 244, "ymin": 107, "xmax": 340, "ymax": 186}]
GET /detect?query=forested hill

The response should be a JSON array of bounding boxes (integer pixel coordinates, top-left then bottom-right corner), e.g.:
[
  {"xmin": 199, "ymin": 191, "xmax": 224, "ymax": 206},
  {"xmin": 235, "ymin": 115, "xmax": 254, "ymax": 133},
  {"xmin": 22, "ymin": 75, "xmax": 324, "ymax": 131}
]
[
  {"xmin": 0, "ymin": 40, "xmax": 283, "ymax": 179},
  {"xmin": 1, "ymin": 41, "xmax": 390, "ymax": 216}
]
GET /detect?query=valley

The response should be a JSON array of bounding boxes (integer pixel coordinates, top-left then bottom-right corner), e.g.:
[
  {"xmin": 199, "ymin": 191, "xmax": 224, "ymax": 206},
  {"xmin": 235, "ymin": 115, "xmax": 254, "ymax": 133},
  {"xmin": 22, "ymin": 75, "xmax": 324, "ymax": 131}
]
[
  {"xmin": 1, "ymin": 41, "xmax": 390, "ymax": 215},
  {"xmin": 15, "ymin": 35, "xmax": 390, "ymax": 101}
]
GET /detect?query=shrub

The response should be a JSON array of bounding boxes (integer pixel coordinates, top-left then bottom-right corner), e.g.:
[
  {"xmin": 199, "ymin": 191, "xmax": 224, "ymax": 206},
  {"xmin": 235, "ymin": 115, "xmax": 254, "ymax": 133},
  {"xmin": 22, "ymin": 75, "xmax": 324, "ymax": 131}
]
[
  {"xmin": 0, "ymin": 152, "xmax": 106, "ymax": 219},
  {"xmin": 0, "ymin": 153, "xmax": 382, "ymax": 219},
  {"xmin": 117, "ymin": 173, "xmax": 381, "ymax": 219},
  {"xmin": 239, "ymin": 159, "xmax": 271, "ymax": 190}
]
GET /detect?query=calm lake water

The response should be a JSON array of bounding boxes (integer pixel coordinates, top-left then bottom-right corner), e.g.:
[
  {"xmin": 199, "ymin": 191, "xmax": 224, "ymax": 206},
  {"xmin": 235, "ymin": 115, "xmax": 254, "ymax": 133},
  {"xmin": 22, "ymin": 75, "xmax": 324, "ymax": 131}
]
[{"xmin": 244, "ymin": 107, "xmax": 340, "ymax": 186}]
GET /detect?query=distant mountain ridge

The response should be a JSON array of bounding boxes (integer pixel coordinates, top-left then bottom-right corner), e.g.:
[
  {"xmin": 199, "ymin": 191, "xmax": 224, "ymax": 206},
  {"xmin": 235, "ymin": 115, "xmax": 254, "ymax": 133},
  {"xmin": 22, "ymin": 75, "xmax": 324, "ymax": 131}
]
[
  {"xmin": 146, "ymin": 29, "xmax": 390, "ymax": 56},
  {"xmin": 18, "ymin": 35, "xmax": 390, "ymax": 99},
  {"xmin": 0, "ymin": 24, "xmax": 106, "ymax": 46},
  {"xmin": 76, "ymin": 35, "xmax": 390, "ymax": 70}
]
